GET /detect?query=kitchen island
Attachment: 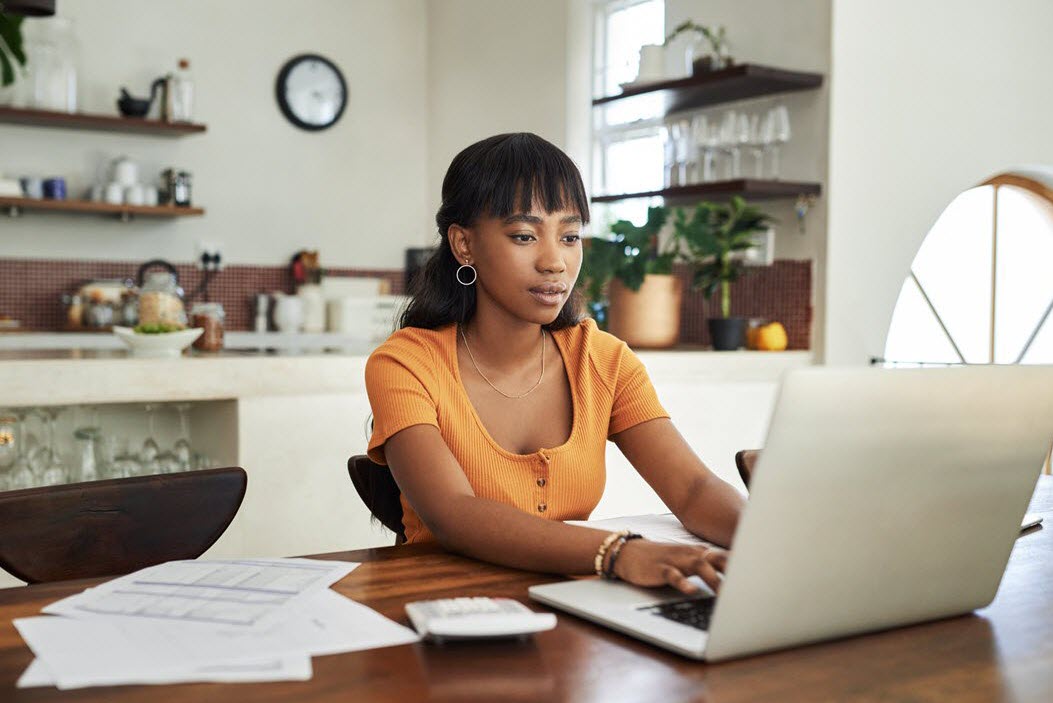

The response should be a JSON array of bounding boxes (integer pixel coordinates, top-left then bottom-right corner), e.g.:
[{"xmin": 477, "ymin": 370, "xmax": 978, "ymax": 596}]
[{"xmin": 0, "ymin": 344, "xmax": 812, "ymax": 588}]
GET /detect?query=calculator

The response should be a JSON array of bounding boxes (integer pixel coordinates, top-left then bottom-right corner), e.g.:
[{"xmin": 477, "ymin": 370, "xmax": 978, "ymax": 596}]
[{"xmin": 405, "ymin": 597, "xmax": 557, "ymax": 642}]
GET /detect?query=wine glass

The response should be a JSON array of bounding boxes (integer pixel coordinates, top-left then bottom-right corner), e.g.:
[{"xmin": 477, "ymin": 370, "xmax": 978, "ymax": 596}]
[
  {"xmin": 139, "ymin": 404, "xmax": 161, "ymax": 475},
  {"xmin": 173, "ymin": 403, "xmax": 193, "ymax": 471},
  {"xmin": 768, "ymin": 104, "xmax": 791, "ymax": 179},
  {"xmin": 734, "ymin": 112, "xmax": 751, "ymax": 178},
  {"xmin": 38, "ymin": 407, "xmax": 68, "ymax": 486},
  {"xmin": 748, "ymin": 113, "xmax": 765, "ymax": 178},
  {"xmin": 7, "ymin": 409, "xmax": 37, "ymax": 490},
  {"xmin": 719, "ymin": 111, "xmax": 740, "ymax": 180}
]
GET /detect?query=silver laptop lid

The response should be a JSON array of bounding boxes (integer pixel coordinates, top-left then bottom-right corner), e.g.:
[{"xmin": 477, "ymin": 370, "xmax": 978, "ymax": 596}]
[{"xmin": 706, "ymin": 365, "xmax": 1053, "ymax": 661}]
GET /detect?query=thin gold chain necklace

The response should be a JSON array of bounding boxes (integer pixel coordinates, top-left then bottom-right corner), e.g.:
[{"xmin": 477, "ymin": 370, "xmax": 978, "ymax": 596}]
[{"xmin": 459, "ymin": 325, "xmax": 546, "ymax": 399}]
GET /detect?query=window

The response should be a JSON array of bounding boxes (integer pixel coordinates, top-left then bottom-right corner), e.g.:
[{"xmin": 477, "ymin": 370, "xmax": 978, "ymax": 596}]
[
  {"xmin": 591, "ymin": 0, "xmax": 665, "ymax": 229},
  {"xmin": 883, "ymin": 171, "xmax": 1053, "ymax": 367}
]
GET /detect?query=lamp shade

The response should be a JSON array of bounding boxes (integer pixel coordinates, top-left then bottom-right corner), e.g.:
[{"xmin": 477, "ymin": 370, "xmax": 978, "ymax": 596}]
[{"xmin": 1, "ymin": 0, "xmax": 56, "ymax": 16}]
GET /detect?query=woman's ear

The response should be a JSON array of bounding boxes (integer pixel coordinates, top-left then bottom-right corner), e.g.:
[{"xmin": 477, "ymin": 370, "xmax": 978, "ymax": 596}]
[{"xmin": 447, "ymin": 224, "xmax": 473, "ymax": 265}]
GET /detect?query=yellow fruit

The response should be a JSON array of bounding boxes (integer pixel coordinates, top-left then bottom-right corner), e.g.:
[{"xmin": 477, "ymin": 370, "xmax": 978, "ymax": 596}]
[{"xmin": 754, "ymin": 322, "xmax": 788, "ymax": 351}]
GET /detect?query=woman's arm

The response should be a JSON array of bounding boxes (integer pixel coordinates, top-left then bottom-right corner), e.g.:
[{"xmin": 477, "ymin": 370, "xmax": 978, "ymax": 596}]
[
  {"xmin": 612, "ymin": 418, "xmax": 746, "ymax": 547},
  {"xmin": 384, "ymin": 423, "xmax": 727, "ymax": 593}
]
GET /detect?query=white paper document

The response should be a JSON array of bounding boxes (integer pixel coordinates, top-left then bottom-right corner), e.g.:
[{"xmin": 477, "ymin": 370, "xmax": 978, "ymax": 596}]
[
  {"xmin": 43, "ymin": 557, "xmax": 357, "ymax": 627},
  {"xmin": 568, "ymin": 513, "xmax": 715, "ymax": 547},
  {"xmin": 15, "ymin": 557, "xmax": 419, "ymax": 689}
]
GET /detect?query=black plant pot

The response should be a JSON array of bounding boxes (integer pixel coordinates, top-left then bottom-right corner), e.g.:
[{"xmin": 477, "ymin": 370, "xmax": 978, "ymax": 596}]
[{"xmin": 708, "ymin": 317, "xmax": 746, "ymax": 351}]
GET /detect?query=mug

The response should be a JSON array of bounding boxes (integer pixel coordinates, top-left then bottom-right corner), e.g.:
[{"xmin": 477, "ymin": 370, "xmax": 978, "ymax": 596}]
[
  {"xmin": 143, "ymin": 185, "xmax": 159, "ymax": 207},
  {"xmin": 112, "ymin": 157, "xmax": 139, "ymax": 187},
  {"xmin": 271, "ymin": 294, "xmax": 304, "ymax": 333},
  {"xmin": 42, "ymin": 177, "xmax": 67, "ymax": 200},
  {"xmin": 104, "ymin": 182, "xmax": 124, "ymax": 205},
  {"xmin": 124, "ymin": 184, "xmax": 145, "ymax": 206},
  {"xmin": 19, "ymin": 177, "xmax": 43, "ymax": 199}
]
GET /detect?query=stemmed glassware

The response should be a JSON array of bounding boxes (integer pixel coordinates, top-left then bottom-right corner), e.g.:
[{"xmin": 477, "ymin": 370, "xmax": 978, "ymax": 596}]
[
  {"xmin": 37, "ymin": 407, "xmax": 68, "ymax": 486},
  {"xmin": 139, "ymin": 404, "xmax": 161, "ymax": 475},
  {"xmin": 7, "ymin": 409, "xmax": 36, "ymax": 490},
  {"xmin": 173, "ymin": 403, "xmax": 193, "ymax": 471},
  {"xmin": 767, "ymin": 104, "xmax": 791, "ymax": 179}
]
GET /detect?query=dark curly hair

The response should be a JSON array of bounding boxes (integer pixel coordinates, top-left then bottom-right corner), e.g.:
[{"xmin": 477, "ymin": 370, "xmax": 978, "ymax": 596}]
[{"xmin": 399, "ymin": 133, "xmax": 590, "ymax": 331}]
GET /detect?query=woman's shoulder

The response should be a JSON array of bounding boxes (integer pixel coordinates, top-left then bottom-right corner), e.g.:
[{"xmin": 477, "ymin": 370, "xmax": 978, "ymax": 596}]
[
  {"xmin": 368, "ymin": 324, "xmax": 453, "ymax": 369},
  {"xmin": 553, "ymin": 317, "xmax": 631, "ymax": 372}
]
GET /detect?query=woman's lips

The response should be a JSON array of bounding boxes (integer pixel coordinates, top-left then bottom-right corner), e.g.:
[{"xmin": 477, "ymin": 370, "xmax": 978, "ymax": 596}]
[{"xmin": 529, "ymin": 285, "xmax": 566, "ymax": 306}]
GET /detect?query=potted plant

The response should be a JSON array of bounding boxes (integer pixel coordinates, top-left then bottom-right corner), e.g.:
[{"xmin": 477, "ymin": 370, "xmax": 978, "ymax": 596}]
[
  {"xmin": 0, "ymin": 11, "xmax": 27, "ymax": 88},
  {"xmin": 674, "ymin": 196, "xmax": 772, "ymax": 350},
  {"xmin": 664, "ymin": 20, "xmax": 731, "ymax": 74},
  {"xmin": 580, "ymin": 206, "xmax": 683, "ymax": 348}
]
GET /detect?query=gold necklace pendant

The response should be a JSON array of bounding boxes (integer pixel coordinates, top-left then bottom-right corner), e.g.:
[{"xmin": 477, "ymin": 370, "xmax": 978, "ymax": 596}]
[{"xmin": 460, "ymin": 325, "xmax": 546, "ymax": 399}]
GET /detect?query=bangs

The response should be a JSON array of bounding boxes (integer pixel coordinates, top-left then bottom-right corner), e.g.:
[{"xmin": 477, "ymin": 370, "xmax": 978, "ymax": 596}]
[{"xmin": 444, "ymin": 133, "xmax": 590, "ymax": 226}]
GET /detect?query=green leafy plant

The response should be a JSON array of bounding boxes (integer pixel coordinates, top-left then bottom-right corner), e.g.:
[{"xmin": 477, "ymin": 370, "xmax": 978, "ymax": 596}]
[
  {"xmin": 674, "ymin": 196, "xmax": 772, "ymax": 318},
  {"xmin": 579, "ymin": 206, "xmax": 671, "ymax": 328},
  {"xmin": 0, "ymin": 11, "xmax": 27, "ymax": 88},
  {"xmin": 664, "ymin": 19, "xmax": 728, "ymax": 63}
]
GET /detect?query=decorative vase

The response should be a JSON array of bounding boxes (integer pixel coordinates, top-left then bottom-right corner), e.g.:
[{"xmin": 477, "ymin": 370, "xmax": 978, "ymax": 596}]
[
  {"xmin": 708, "ymin": 317, "xmax": 746, "ymax": 351},
  {"xmin": 607, "ymin": 274, "xmax": 682, "ymax": 349}
]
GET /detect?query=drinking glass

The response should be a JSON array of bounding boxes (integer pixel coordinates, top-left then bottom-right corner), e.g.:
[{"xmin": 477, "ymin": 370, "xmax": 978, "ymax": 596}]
[
  {"xmin": 768, "ymin": 104, "xmax": 791, "ymax": 179},
  {"xmin": 719, "ymin": 111, "xmax": 740, "ymax": 180},
  {"xmin": 734, "ymin": 113, "xmax": 751, "ymax": 178},
  {"xmin": 748, "ymin": 113, "xmax": 765, "ymax": 178},
  {"xmin": 7, "ymin": 409, "xmax": 36, "ymax": 490},
  {"xmin": 38, "ymin": 407, "xmax": 68, "ymax": 486},
  {"xmin": 173, "ymin": 403, "xmax": 193, "ymax": 471},
  {"xmin": 139, "ymin": 404, "xmax": 161, "ymax": 474}
]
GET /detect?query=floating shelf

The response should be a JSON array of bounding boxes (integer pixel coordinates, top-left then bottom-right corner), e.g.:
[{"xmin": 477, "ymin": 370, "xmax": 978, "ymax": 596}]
[
  {"xmin": 593, "ymin": 63, "xmax": 823, "ymax": 114},
  {"xmin": 591, "ymin": 179, "xmax": 821, "ymax": 204},
  {"xmin": 0, "ymin": 106, "xmax": 206, "ymax": 136},
  {"xmin": 0, "ymin": 197, "xmax": 205, "ymax": 220}
]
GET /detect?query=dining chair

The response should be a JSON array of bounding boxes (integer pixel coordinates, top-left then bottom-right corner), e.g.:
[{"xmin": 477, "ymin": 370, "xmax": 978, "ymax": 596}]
[
  {"xmin": 0, "ymin": 466, "xmax": 247, "ymax": 584},
  {"xmin": 735, "ymin": 449, "xmax": 759, "ymax": 490},
  {"xmin": 347, "ymin": 455, "xmax": 406, "ymax": 545}
]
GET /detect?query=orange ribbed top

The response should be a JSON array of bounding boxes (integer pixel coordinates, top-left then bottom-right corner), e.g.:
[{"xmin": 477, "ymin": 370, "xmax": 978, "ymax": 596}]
[{"xmin": 364, "ymin": 318, "xmax": 668, "ymax": 543}]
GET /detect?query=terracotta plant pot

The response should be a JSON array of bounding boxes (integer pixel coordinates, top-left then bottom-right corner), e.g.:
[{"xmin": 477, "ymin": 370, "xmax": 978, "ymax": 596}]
[{"xmin": 607, "ymin": 274, "xmax": 682, "ymax": 349}]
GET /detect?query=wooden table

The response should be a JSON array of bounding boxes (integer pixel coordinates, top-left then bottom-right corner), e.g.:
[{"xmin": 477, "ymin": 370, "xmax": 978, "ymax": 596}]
[{"xmin": 2, "ymin": 477, "xmax": 1051, "ymax": 702}]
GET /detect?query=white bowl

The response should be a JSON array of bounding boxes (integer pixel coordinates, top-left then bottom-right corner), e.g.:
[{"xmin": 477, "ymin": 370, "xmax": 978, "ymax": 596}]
[{"xmin": 113, "ymin": 326, "xmax": 203, "ymax": 358}]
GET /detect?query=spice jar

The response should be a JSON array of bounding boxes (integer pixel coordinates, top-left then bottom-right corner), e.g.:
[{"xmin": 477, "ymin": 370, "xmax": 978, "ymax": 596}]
[{"xmin": 191, "ymin": 302, "xmax": 224, "ymax": 352}]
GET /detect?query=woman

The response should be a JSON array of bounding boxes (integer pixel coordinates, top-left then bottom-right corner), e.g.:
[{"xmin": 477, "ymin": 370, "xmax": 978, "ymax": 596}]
[{"xmin": 365, "ymin": 133, "xmax": 745, "ymax": 594}]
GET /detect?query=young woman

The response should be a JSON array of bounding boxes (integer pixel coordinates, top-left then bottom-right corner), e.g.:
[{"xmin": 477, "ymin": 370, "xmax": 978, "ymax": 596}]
[{"xmin": 365, "ymin": 133, "xmax": 745, "ymax": 594}]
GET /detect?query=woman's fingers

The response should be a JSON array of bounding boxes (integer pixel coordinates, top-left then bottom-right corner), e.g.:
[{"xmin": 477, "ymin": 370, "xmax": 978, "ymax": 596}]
[
  {"xmin": 662, "ymin": 565, "xmax": 701, "ymax": 595},
  {"xmin": 705, "ymin": 548, "xmax": 729, "ymax": 573}
]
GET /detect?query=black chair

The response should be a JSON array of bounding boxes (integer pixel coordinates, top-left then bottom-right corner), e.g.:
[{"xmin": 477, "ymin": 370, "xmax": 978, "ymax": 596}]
[
  {"xmin": 0, "ymin": 467, "xmax": 247, "ymax": 584},
  {"xmin": 347, "ymin": 455, "xmax": 406, "ymax": 545}
]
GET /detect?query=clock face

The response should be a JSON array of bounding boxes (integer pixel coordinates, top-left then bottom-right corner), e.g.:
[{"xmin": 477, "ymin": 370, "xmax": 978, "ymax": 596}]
[{"xmin": 276, "ymin": 54, "xmax": 348, "ymax": 131}]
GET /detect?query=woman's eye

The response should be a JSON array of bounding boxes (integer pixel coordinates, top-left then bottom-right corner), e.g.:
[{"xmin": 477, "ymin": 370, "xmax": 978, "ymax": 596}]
[
  {"xmin": 510, "ymin": 233, "xmax": 535, "ymax": 243},
  {"xmin": 563, "ymin": 233, "xmax": 582, "ymax": 243}
]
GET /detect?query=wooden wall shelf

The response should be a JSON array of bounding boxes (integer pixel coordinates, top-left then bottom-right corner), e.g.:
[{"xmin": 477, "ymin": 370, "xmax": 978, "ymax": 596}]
[
  {"xmin": 0, "ymin": 106, "xmax": 206, "ymax": 136},
  {"xmin": 591, "ymin": 179, "xmax": 821, "ymax": 204},
  {"xmin": 593, "ymin": 63, "xmax": 823, "ymax": 114},
  {"xmin": 0, "ymin": 197, "xmax": 205, "ymax": 220}
]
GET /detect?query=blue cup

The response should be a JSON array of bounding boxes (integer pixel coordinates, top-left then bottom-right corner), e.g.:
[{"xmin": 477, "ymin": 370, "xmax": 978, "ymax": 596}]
[{"xmin": 42, "ymin": 177, "xmax": 67, "ymax": 200}]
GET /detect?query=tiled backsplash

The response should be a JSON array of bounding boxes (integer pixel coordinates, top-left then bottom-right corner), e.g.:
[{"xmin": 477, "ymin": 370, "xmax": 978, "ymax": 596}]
[{"xmin": 0, "ymin": 258, "xmax": 810, "ymax": 348}]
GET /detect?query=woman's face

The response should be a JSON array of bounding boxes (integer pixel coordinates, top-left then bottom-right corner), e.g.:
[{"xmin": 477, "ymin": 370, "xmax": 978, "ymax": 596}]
[{"xmin": 450, "ymin": 204, "xmax": 584, "ymax": 326}]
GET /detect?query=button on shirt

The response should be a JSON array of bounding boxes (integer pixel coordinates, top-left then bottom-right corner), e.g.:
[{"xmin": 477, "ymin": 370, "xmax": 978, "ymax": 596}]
[{"xmin": 365, "ymin": 318, "xmax": 670, "ymax": 544}]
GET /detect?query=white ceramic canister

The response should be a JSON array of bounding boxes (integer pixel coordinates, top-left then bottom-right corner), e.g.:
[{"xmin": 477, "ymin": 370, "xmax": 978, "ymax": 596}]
[{"xmin": 271, "ymin": 292, "xmax": 304, "ymax": 333}]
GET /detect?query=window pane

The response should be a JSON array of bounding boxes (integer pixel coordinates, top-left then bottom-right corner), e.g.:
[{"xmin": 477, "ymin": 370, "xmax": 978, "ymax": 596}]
[
  {"xmin": 910, "ymin": 186, "xmax": 994, "ymax": 363},
  {"xmin": 603, "ymin": 132, "xmax": 664, "ymax": 195},
  {"xmin": 884, "ymin": 277, "xmax": 963, "ymax": 364},
  {"xmin": 600, "ymin": 1, "xmax": 664, "ymax": 125},
  {"xmin": 994, "ymin": 185, "xmax": 1053, "ymax": 363}
]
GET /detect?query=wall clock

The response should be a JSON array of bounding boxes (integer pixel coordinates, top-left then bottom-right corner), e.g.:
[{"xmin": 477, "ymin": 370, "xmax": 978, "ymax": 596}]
[{"xmin": 275, "ymin": 54, "xmax": 347, "ymax": 131}]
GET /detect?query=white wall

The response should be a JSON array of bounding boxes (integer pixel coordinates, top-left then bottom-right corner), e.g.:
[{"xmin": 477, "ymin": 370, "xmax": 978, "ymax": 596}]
[
  {"xmin": 825, "ymin": 0, "xmax": 1053, "ymax": 365},
  {"xmin": 0, "ymin": 0, "xmax": 429, "ymax": 269},
  {"xmin": 424, "ymin": 0, "xmax": 573, "ymax": 239},
  {"xmin": 667, "ymin": 0, "xmax": 831, "ymax": 355}
]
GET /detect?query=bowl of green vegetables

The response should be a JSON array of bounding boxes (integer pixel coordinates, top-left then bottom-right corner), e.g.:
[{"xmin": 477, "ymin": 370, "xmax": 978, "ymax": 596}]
[{"xmin": 113, "ymin": 324, "xmax": 203, "ymax": 358}]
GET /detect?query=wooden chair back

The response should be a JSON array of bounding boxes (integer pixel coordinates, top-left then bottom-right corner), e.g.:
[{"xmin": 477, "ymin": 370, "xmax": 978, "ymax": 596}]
[
  {"xmin": 347, "ymin": 455, "xmax": 405, "ymax": 544},
  {"xmin": 0, "ymin": 467, "xmax": 247, "ymax": 584}
]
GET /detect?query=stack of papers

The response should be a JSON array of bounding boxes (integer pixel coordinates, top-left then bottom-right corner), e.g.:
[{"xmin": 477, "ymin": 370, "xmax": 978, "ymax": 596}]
[
  {"xmin": 567, "ymin": 513, "xmax": 715, "ymax": 547},
  {"xmin": 14, "ymin": 558, "xmax": 420, "ymax": 689}
]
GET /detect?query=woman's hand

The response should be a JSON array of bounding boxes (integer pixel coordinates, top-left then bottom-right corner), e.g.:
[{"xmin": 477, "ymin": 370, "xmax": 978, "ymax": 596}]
[{"xmin": 612, "ymin": 539, "xmax": 729, "ymax": 595}]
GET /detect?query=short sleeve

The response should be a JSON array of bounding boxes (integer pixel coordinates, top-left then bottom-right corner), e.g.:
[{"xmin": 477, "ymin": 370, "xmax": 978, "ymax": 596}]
[
  {"xmin": 364, "ymin": 343, "xmax": 440, "ymax": 465},
  {"xmin": 607, "ymin": 346, "xmax": 669, "ymax": 437}
]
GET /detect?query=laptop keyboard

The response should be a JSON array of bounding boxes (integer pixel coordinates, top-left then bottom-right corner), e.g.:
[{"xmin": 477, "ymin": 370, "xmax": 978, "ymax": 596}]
[{"xmin": 639, "ymin": 597, "xmax": 716, "ymax": 631}]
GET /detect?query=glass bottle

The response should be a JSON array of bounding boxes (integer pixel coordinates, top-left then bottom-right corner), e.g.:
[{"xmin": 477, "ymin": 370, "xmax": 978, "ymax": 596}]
[
  {"xmin": 191, "ymin": 302, "xmax": 224, "ymax": 352},
  {"xmin": 170, "ymin": 58, "xmax": 194, "ymax": 122}
]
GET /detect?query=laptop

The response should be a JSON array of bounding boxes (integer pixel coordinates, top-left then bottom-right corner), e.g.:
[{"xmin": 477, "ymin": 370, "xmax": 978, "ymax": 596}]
[{"xmin": 529, "ymin": 366, "xmax": 1053, "ymax": 662}]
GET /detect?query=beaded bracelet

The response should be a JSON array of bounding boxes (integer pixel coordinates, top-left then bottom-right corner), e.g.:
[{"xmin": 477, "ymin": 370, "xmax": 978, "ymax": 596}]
[
  {"xmin": 594, "ymin": 530, "xmax": 629, "ymax": 576},
  {"xmin": 603, "ymin": 533, "xmax": 643, "ymax": 580}
]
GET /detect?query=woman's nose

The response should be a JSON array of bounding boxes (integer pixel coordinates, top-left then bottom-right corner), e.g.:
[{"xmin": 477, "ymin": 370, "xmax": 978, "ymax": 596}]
[{"xmin": 537, "ymin": 238, "xmax": 566, "ymax": 273}]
